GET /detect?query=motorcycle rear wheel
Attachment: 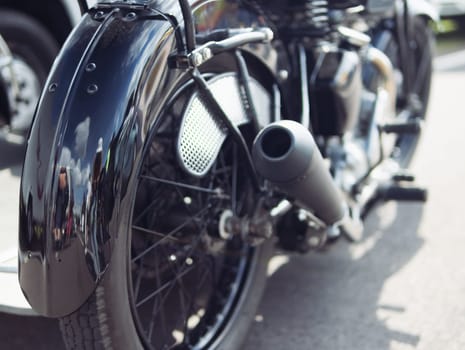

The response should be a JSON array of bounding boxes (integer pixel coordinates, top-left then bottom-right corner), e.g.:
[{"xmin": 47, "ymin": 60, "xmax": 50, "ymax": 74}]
[{"xmin": 59, "ymin": 67, "xmax": 273, "ymax": 350}]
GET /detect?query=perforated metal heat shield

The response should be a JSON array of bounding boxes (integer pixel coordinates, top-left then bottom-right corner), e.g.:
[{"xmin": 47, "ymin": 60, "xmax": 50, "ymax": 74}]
[{"xmin": 177, "ymin": 73, "xmax": 270, "ymax": 177}]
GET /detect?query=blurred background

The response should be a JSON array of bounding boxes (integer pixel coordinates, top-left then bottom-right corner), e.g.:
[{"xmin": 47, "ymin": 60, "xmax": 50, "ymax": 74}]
[{"xmin": 0, "ymin": 5, "xmax": 464, "ymax": 350}]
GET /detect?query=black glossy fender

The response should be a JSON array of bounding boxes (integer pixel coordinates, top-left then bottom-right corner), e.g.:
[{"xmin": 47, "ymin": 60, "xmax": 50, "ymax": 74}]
[
  {"xmin": 18, "ymin": 5, "xmax": 181, "ymax": 318},
  {"xmin": 18, "ymin": 1, "xmax": 283, "ymax": 317}
]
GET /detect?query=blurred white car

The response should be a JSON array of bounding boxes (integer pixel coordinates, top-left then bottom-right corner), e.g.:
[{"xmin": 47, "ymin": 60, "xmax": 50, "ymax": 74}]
[{"xmin": 431, "ymin": 0, "xmax": 465, "ymax": 17}]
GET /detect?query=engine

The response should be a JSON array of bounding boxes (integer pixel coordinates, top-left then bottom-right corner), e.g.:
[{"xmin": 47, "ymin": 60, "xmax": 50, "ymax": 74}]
[{"xmin": 251, "ymin": 0, "xmax": 399, "ymax": 193}]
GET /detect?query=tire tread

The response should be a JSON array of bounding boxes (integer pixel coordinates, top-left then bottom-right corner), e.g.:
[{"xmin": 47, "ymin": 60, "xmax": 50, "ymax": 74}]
[{"xmin": 59, "ymin": 294, "xmax": 104, "ymax": 350}]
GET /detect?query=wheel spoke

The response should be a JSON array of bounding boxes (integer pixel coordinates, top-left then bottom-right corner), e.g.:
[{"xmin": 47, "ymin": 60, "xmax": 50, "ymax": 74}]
[
  {"xmin": 136, "ymin": 264, "xmax": 196, "ymax": 308},
  {"xmin": 181, "ymin": 267, "xmax": 211, "ymax": 338},
  {"xmin": 232, "ymin": 143, "xmax": 238, "ymax": 214},
  {"xmin": 132, "ymin": 225, "xmax": 182, "ymax": 242},
  {"xmin": 139, "ymin": 232, "xmax": 205, "ymax": 330},
  {"xmin": 131, "ymin": 206, "xmax": 209, "ymax": 263},
  {"xmin": 140, "ymin": 175, "xmax": 226, "ymax": 196},
  {"xmin": 133, "ymin": 256, "xmax": 144, "ymax": 300},
  {"xmin": 133, "ymin": 188, "xmax": 166, "ymax": 226},
  {"xmin": 173, "ymin": 274, "xmax": 190, "ymax": 344}
]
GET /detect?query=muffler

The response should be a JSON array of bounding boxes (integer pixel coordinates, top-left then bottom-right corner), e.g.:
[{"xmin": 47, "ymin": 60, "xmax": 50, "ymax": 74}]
[{"xmin": 252, "ymin": 120, "xmax": 344, "ymax": 225}]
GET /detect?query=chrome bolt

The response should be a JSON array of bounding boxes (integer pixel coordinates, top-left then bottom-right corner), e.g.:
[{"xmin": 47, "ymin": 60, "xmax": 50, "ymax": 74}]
[
  {"xmin": 191, "ymin": 52, "xmax": 203, "ymax": 67},
  {"xmin": 87, "ymin": 84, "xmax": 98, "ymax": 94},
  {"xmin": 85, "ymin": 63, "xmax": 96, "ymax": 72},
  {"xmin": 48, "ymin": 83, "xmax": 58, "ymax": 92},
  {"xmin": 94, "ymin": 11, "xmax": 105, "ymax": 20},
  {"xmin": 278, "ymin": 70, "xmax": 289, "ymax": 81},
  {"xmin": 201, "ymin": 48, "xmax": 212, "ymax": 61},
  {"xmin": 125, "ymin": 12, "xmax": 136, "ymax": 21},
  {"xmin": 308, "ymin": 236, "xmax": 321, "ymax": 247}
]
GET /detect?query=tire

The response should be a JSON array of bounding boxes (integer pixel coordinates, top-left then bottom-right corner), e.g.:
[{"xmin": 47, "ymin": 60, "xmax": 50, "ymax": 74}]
[
  {"xmin": 0, "ymin": 9, "xmax": 59, "ymax": 132},
  {"xmin": 395, "ymin": 16, "xmax": 434, "ymax": 166},
  {"xmin": 60, "ymin": 64, "xmax": 274, "ymax": 350},
  {"xmin": 0, "ymin": 9, "xmax": 58, "ymax": 83}
]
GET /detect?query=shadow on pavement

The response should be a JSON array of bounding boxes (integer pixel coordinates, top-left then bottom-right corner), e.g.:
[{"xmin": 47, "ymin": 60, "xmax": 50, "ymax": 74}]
[
  {"xmin": 0, "ymin": 312, "xmax": 63, "ymax": 349},
  {"xmin": 244, "ymin": 203, "xmax": 425, "ymax": 350}
]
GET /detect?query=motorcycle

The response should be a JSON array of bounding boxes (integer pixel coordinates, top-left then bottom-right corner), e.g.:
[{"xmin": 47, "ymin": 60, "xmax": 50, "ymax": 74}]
[{"xmin": 18, "ymin": 0, "xmax": 436, "ymax": 349}]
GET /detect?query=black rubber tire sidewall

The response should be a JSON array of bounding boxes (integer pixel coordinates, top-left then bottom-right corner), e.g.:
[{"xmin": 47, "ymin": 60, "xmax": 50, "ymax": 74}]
[{"xmin": 0, "ymin": 9, "xmax": 59, "ymax": 85}]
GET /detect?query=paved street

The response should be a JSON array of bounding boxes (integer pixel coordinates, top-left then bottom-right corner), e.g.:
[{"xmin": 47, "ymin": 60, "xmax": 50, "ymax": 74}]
[{"xmin": 0, "ymin": 46, "xmax": 464, "ymax": 349}]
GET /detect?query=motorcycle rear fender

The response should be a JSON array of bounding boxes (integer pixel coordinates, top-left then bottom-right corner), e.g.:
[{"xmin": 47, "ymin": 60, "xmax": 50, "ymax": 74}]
[{"xmin": 18, "ymin": 1, "xmax": 282, "ymax": 318}]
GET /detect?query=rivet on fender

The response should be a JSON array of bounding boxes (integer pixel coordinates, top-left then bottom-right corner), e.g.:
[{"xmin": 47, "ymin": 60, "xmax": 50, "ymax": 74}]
[
  {"xmin": 87, "ymin": 84, "xmax": 98, "ymax": 94},
  {"xmin": 48, "ymin": 83, "xmax": 58, "ymax": 92},
  {"xmin": 125, "ymin": 12, "xmax": 137, "ymax": 21},
  {"xmin": 94, "ymin": 11, "xmax": 105, "ymax": 20},
  {"xmin": 85, "ymin": 63, "xmax": 97, "ymax": 72}
]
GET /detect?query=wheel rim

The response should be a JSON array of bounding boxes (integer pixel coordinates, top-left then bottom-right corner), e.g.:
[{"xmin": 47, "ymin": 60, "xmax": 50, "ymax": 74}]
[{"xmin": 128, "ymin": 79, "xmax": 258, "ymax": 350}]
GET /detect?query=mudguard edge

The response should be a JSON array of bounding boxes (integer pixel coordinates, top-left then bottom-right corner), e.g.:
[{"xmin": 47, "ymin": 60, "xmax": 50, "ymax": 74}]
[{"xmin": 18, "ymin": 6, "xmax": 179, "ymax": 318}]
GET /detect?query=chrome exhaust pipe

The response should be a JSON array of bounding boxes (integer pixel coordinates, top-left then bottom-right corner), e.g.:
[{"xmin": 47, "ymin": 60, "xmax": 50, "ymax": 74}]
[
  {"xmin": 365, "ymin": 46, "xmax": 396, "ymax": 119},
  {"xmin": 252, "ymin": 120, "xmax": 345, "ymax": 225}
]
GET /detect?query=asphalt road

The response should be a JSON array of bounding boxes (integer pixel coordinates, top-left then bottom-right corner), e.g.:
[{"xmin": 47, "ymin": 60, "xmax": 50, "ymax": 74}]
[
  {"xmin": 1, "ymin": 48, "xmax": 464, "ymax": 349},
  {"xmin": 243, "ymin": 52, "xmax": 465, "ymax": 350}
]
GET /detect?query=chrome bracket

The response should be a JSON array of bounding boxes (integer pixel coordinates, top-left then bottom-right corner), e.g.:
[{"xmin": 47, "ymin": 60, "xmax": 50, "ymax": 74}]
[{"xmin": 170, "ymin": 27, "xmax": 274, "ymax": 69}]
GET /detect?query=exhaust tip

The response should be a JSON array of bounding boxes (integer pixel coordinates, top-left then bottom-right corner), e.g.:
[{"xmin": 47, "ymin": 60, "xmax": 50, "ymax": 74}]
[
  {"xmin": 260, "ymin": 127, "xmax": 293, "ymax": 159},
  {"xmin": 253, "ymin": 120, "xmax": 314, "ymax": 183}
]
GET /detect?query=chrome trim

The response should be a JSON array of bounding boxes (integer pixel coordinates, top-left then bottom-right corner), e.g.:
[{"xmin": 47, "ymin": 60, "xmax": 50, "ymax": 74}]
[
  {"xmin": 365, "ymin": 46, "xmax": 396, "ymax": 120},
  {"xmin": 338, "ymin": 26, "xmax": 371, "ymax": 47},
  {"xmin": 270, "ymin": 200, "xmax": 293, "ymax": 218},
  {"xmin": 188, "ymin": 28, "xmax": 273, "ymax": 67}
]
